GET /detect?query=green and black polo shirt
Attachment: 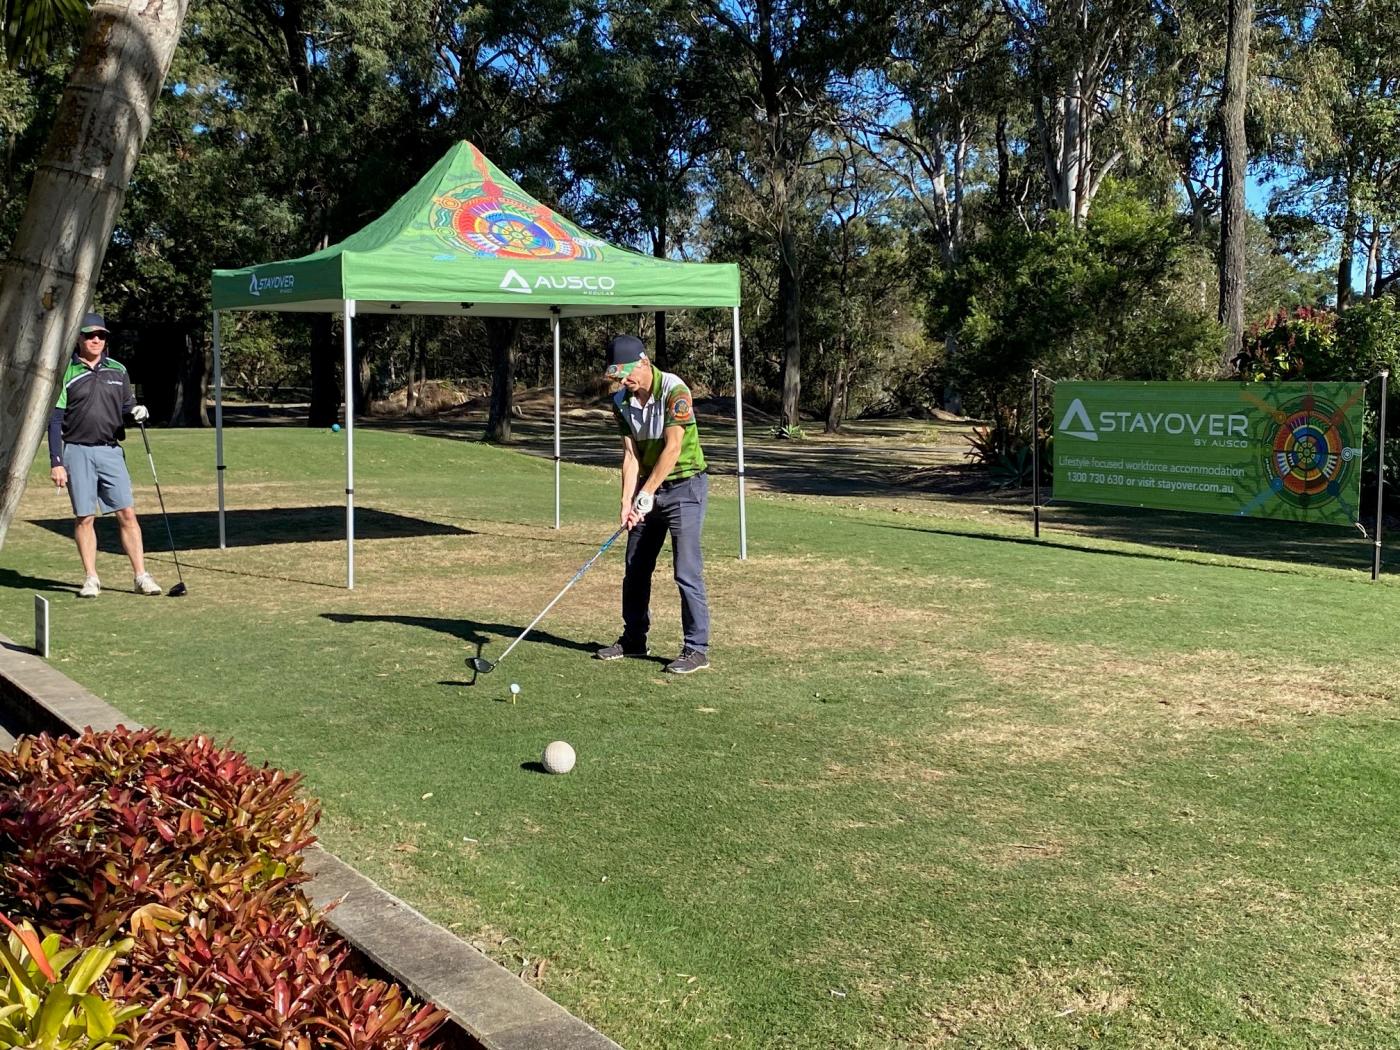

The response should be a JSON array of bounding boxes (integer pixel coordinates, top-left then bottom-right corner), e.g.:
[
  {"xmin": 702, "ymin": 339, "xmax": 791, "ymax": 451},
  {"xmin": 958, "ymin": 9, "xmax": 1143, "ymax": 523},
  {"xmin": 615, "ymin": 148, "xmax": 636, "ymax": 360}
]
[
  {"xmin": 47, "ymin": 352, "xmax": 135, "ymax": 467},
  {"xmin": 611, "ymin": 366, "xmax": 707, "ymax": 481}
]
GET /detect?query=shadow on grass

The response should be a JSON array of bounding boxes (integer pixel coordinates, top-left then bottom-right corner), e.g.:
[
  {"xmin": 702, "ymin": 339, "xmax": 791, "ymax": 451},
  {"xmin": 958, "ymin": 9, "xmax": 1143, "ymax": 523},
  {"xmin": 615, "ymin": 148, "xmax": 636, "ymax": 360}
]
[
  {"xmin": 871, "ymin": 502, "xmax": 1394, "ymax": 577},
  {"xmin": 321, "ymin": 613, "xmax": 598, "ymax": 655},
  {"xmin": 519, "ymin": 761, "xmax": 550, "ymax": 774},
  {"xmin": 28, "ymin": 506, "xmax": 473, "ymax": 553},
  {"xmin": 0, "ymin": 567, "xmax": 79, "ymax": 595}
]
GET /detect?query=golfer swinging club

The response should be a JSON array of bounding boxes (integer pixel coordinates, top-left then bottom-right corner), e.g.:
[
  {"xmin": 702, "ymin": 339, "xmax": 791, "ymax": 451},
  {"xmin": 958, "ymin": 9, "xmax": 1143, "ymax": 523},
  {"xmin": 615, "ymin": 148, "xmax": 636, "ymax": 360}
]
[
  {"xmin": 596, "ymin": 334, "xmax": 711, "ymax": 674},
  {"xmin": 48, "ymin": 313, "xmax": 163, "ymax": 598}
]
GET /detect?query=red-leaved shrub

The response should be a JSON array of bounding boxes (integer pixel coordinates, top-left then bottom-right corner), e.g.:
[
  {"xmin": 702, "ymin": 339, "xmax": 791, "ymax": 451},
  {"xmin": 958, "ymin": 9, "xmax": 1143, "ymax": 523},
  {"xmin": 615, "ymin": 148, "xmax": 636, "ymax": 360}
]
[{"xmin": 0, "ymin": 728, "xmax": 447, "ymax": 1049}]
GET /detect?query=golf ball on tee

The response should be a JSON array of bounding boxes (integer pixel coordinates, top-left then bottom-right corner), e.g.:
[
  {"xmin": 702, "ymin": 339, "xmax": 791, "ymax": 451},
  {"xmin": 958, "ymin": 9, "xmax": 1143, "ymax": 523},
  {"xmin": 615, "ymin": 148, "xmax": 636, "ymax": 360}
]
[
  {"xmin": 509, "ymin": 682, "xmax": 521, "ymax": 696},
  {"xmin": 542, "ymin": 740, "xmax": 576, "ymax": 775},
  {"xmin": 331, "ymin": 423, "xmax": 341, "ymax": 432}
]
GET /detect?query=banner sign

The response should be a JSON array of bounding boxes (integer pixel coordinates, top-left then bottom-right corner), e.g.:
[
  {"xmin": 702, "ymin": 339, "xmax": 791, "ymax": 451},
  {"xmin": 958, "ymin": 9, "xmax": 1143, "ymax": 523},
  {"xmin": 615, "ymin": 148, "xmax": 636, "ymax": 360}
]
[{"xmin": 1052, "ymin": 381, "xmax": 1366, "ymax": 526}]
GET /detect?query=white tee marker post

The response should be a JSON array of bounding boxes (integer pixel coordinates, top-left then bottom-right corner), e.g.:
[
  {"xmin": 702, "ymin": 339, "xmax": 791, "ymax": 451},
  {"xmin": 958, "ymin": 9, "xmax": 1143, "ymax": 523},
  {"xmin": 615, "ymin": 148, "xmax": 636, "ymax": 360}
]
[{"xmin": 34, "ymin": 595, "xmax": 49, "ymax": 658}]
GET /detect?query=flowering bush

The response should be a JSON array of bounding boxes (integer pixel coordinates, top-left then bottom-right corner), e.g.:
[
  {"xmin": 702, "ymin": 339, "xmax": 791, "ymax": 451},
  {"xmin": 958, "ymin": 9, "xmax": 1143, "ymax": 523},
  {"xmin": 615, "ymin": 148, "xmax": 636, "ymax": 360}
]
[{"xmin": 1236, "ymin": 306, "xmax": 1339, "ymax": 380}]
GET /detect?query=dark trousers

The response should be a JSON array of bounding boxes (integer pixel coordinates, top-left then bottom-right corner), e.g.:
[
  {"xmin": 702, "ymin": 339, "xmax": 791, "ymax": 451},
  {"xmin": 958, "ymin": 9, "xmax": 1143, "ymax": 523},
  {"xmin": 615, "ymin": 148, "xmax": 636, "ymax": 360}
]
[{"xmin": 622, "ymin": 472, "xmax": 710, "ymax": 652}]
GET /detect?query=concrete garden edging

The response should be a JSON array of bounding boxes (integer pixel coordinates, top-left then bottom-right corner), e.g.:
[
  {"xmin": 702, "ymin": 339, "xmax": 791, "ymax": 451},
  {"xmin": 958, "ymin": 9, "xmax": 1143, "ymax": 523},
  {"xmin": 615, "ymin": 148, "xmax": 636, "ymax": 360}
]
[{"xmin": 0, "ymin": 634, "xmax": 621, "ymax": 1050}]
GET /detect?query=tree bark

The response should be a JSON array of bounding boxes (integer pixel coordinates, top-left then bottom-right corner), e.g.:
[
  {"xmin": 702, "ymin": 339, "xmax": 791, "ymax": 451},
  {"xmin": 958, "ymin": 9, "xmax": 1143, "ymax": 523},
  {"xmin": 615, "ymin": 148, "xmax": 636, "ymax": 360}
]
[
  {"xmin": 995, "ymin": 111, "xmax": 1012, "ymax": 213},
  {"xmin": 1217, "ymin": 0, "xmax": 1253, "ymax": 371},
  {"xmin": 308, "ymin": 315, "xmax": 339, "ymax": 426},
  {"xmin": 485, "ymin": 318, "xmax": 520, "ymax": 442},
  {"xmin": 778, "ymin": 216, "xmax": 802, "ymax": 432},
  {"xmin": 653, "ymin": 208, "xmax": 667, "ymax": 368},
  {"xmin": 170, "ymin": 325, "xmax": 209, "ymax": 426},
  {"xmin": 1336, "ymin": 198, "xmax": 1358, "ymax": 310},
  {"xmin": 0, "ymin": 0, "xmax": 189, "ymax": 549},
  {"xmin": 824, "ymin": 360, "xmax": 847, "ymax": 433}
]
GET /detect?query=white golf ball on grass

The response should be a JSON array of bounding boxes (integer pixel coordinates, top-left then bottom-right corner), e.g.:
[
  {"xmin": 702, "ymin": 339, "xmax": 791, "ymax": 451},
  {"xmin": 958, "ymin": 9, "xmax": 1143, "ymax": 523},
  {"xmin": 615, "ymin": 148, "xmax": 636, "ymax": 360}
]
[{"xmin": 542, "ymin": 740, "xmax": 576, "ymax": 775}]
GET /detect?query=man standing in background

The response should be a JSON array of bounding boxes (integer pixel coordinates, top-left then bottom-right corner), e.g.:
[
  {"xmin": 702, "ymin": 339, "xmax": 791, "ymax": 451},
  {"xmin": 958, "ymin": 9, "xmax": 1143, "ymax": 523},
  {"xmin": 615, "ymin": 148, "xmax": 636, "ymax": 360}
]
[{"xmin": 48, "ymin": 313, "xmax": 163, "ymax": 598}]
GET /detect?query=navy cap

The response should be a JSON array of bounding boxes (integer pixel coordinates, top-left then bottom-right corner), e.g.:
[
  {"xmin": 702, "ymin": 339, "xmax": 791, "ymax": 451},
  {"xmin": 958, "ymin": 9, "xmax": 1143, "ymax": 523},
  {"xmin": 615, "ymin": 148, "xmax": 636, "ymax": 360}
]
[
  {"xmin": 605, "ymin": 334, "xmax": 647, "ymax": 379},
  {"xmin": 79, "ymin": 313, "xmax": 109, "ymax": 334}
]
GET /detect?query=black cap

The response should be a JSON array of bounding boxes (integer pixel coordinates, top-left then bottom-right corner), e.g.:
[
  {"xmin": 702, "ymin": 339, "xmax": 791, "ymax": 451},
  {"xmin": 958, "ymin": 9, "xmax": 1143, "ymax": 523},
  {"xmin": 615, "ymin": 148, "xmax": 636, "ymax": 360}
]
[
  {"xmin": 605, "ymin": 334, "xmax": 647, "ymax": 378},
  {"xmin": 79, "ymin": 313, "xmax": 109, "ymax": 334}
]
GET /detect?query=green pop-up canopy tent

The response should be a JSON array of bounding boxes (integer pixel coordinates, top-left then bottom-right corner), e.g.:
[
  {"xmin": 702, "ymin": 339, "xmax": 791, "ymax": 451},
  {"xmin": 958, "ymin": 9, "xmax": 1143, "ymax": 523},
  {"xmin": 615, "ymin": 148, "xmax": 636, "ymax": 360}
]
[{"xmin": 210, "ymin": 141, "xmax": 748, "ymax": 587}]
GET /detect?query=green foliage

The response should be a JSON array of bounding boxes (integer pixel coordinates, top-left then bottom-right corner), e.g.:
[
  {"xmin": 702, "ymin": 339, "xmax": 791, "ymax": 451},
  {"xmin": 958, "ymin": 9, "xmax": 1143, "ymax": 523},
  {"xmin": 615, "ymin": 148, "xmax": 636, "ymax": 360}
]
[
  {"xmin": 769, "ymin": 422, "xmax": 806, "ymax": 440},
  {"xmin": 0, "ymin": 729, "xmax": 448, "ymax": 1049},
  {"xmin": 964, "ymin": 408, "xmax": 1050, "ymax": 488},
  {"xmin": 1, "ymin": 0, "xmax": 86, "ymax": 69},
  {"xmin": 933, "ymin": 185, "xmax": 1222, "ymax": 424},
  {"xmin": 0, "ymin": 912, "xmax": 143, "ymax": 1049}
]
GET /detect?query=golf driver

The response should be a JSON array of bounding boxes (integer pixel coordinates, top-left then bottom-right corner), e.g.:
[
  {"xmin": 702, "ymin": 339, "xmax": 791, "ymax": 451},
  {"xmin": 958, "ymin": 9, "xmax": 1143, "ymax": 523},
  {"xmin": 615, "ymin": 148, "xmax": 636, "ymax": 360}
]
[
  {"xmin": 137, "ymin": 422, "xmax": 188, "ymax": 597},
  {"xmin": 469, "ymin": 523, "xmax": 627, "ymax": 675}
]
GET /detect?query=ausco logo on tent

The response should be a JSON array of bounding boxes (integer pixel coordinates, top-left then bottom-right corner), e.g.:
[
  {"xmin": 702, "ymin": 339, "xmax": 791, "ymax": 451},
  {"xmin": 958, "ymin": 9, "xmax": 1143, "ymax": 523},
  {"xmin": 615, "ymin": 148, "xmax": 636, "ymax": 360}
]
[
  {"xmin": 249, "ymin": 273, "xmax": 296, "ymax": 297},
  {"xmin": 1058, "ymin": 398, "xmax": 1248, "ymax": 442},
  {"xmin": 499, "ymin": 269, "xmax": 616, "ymax": 295}
]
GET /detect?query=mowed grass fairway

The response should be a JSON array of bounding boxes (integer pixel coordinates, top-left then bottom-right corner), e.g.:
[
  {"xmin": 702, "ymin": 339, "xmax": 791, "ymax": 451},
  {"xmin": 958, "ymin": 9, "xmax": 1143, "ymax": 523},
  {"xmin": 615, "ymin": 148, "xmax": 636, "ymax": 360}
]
[{"xmin": 4, "ymin": 426, "xmax": 1400, "ymax": 1048}]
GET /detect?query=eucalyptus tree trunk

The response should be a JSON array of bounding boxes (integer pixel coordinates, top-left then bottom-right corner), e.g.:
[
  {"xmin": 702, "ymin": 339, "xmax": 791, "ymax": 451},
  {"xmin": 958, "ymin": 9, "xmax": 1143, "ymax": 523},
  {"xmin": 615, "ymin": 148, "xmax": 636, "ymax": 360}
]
[
  {"xmin": 484, "ymin": 318, "xmax": 520, "ymax": 443},
  {"xmin": 1217, "ymin": 0, "xmax": 1252, "ymax": 370},
  {"xmin": 778, "ymin": 217, "xmax": 802, "ymax": 433},
  {"xmin": 653, "ymin": 208, "xmax": 667, "ymax": 368},
  {"xmin": 1335, "ymin": 198, "xmax": 1358, "ymax": 310},
  {"xmin": 0, "ymin": 0, "xmax": 188, "ymax": 549}
]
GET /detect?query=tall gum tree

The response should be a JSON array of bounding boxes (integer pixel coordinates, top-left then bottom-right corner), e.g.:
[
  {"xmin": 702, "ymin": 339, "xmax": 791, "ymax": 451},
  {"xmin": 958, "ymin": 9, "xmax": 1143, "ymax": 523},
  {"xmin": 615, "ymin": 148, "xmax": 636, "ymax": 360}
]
[
  {"xmin": 0, "ymin": 0, "xmax": 188, "ymax": 548},
  {"xmin": 699, "ymin": 0, "xmax": 892, "ymax": 433},
  {"xmin": 1002, "ymin": 0, "xmax": 1151, "ymax": 225},
  {"xmin": 1216, "ymin": 0, "xmax": 1252, "ymax": 367}
]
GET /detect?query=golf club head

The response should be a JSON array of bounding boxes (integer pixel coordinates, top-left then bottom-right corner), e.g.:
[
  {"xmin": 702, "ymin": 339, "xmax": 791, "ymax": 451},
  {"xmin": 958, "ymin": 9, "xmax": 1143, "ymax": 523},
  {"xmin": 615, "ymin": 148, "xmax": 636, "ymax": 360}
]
[
  {"xmin": 167, "ymin": 582, "xmax": 188, "ymax": 597},
  {"xmin": 467, "ymin": 656, "xmax": 495, "ymax": 674}
]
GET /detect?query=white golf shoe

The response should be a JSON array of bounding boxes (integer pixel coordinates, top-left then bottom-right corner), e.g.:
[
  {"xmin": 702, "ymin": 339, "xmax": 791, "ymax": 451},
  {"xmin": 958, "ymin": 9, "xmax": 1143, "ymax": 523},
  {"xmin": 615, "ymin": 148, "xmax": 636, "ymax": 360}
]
[
  {"xmin": 133, "ymin": 572, "xmax": 163, "ymax": 596},
  {"xmin": 78, "ymin": 575, "xmax": 101, "ymax": 598}
]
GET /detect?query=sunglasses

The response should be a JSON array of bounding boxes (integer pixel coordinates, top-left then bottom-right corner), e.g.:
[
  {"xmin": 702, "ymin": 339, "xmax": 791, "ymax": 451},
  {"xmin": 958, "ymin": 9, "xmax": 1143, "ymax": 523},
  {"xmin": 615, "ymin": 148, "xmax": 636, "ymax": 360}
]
[{"xmin": 81, "ymin": 332, "xmax": 109, "ymax": 340}]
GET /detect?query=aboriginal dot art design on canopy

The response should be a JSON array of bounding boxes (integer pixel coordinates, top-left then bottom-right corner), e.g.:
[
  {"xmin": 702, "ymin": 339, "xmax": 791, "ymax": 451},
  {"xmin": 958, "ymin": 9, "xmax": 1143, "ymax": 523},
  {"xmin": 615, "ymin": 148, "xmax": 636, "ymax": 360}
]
[{"xmin": 429, "ymin": 144, "xmax": 602, "ymax": 261}]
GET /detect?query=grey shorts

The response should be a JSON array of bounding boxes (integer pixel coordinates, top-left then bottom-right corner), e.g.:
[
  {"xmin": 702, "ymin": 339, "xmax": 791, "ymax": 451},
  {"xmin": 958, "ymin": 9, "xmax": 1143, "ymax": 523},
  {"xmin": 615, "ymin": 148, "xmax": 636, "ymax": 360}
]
[{"xmin": 63, "ymin": 443, "xmax": 133, "ymax": 516}]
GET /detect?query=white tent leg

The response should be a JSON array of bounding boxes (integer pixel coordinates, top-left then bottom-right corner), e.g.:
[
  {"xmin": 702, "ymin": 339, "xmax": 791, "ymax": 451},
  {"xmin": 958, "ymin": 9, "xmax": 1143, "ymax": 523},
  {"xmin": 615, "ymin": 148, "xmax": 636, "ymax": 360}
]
[
  {"xmin": 343, "ymin": 300, "xmax": 356, "ymax": 589},
  {"xmin": 213, "ymin": 310, "xmax": 226, "ymax": 549},
  {"xmin": 552, "ymin": 308, "xmax": 561, "ymax": 530},
  {"xmin": 211, "ymin": 308, "xmax": 225, "ymax": 551},
  {"xmin": 732, "ymin": 307, "xmax": 748, "ymax": 560}
]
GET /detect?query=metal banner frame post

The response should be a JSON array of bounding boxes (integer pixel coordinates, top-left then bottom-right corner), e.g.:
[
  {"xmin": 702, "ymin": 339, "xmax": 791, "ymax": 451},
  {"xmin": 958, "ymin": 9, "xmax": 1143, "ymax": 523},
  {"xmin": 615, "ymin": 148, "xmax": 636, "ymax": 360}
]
[
  {"xmin": 343, "ymin": 300, "xmax": 356, "ymax": 589},
  {"xmin": 1032, "ymin": 370, "xmax": 1041, "ymax": 538},
  {"xmin": 212, "ymin": 311, "xmax": 226, "ymax": 549},
  {"xmin": 732, "ymin": 306, "xmax": 748, "ymax": 559},
  {"xmin": 1374, "ymin": 369, "xmax": 1389, "ymax": 582}
]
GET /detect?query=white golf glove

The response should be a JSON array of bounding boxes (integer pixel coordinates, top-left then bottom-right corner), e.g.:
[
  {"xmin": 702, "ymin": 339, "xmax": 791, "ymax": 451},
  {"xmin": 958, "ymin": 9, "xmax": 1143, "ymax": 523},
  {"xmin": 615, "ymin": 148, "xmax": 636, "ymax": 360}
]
[
  {"xmin": 130, "ymin": 405, "xmax": 149, "ymax": 423},
  {"xmin": 631, "ymin": 490, "xmax": 654, "ymax": 517}
]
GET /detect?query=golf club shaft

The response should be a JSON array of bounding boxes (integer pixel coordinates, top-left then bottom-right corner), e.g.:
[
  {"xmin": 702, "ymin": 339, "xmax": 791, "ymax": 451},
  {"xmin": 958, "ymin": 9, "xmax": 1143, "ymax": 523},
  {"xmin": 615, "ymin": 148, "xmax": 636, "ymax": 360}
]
[
  {"xmin": 492, "ymin": 525, "xmax": 626, "ymax": 667},
  {"xmin": 139, "ymin": 423, "xmax": 186, "ymax": 584}
]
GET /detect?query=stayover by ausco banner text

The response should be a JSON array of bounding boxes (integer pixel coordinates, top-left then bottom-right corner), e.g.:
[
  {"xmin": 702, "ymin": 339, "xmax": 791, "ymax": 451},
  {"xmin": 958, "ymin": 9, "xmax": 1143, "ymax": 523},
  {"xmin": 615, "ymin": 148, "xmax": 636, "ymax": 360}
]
[{"xmin": 1052, "ymin": 381, "xmax": 1365, "ymax": 526}]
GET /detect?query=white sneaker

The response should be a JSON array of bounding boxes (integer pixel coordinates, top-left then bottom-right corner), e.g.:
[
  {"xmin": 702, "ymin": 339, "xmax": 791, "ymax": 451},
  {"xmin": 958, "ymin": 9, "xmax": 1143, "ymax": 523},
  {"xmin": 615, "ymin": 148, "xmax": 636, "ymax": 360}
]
[
  {"xmin": 133, "ymin": 572, "xmax": 163, "ymax": 596},
  {"xmin": 78, "ymin": 575, "xmax": 100, "ymax": 598}
]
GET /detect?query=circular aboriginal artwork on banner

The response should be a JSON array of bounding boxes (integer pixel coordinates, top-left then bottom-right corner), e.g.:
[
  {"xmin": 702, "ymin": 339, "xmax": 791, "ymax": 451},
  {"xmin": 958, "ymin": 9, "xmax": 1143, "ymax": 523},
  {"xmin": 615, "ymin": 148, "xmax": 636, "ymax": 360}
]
[
  {"xmin": 1264, "ymin": 393, "xmax": 1358, "ymax": 510},
  {"xmin": 430, "ymin": 183, "xmax": 600, "ymax": 261}
]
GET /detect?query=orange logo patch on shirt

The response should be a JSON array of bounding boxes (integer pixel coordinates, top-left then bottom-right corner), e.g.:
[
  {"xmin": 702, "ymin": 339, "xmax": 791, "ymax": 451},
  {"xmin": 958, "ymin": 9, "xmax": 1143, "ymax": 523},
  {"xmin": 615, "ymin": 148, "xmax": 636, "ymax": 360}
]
[{"xmin": 669, "ymin": 396, "xmax": 693, "ymax": 423}]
